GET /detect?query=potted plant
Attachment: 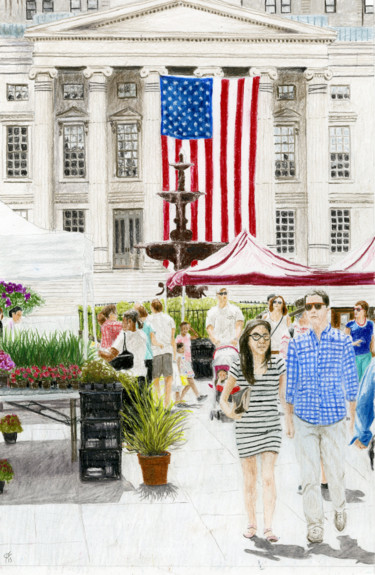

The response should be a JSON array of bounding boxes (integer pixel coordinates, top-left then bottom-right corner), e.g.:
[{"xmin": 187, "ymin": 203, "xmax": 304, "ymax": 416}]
[
  {"xmin": 121, "ymin": 382, "xmax": 189, "ymax": 486},
  {"xmin": 0, "ymin": 414, "xmax": 23, "ymax": 444},
  {"xmin": 0, "ymin": 459, "xmax": 14, "ymax": 493},
  {"xmin": 0, "ymin": 350, "xmax": 15, "ymax": 387},
  {"xmin": 80, "ymin": 359, "xmax": 121, "ymax": 390}
]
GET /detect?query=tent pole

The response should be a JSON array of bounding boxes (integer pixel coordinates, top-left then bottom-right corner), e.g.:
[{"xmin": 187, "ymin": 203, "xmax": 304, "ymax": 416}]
[
  {"xmin": 89, "ymin": 275, "xmax": 97, "ymax": 345},
  {"xmin": 82, "ymin": 274, "xmax": 89, "ymax": 360},
  {"xmin": 181, "ymin": 285, "xmax": 186, "ymax": 322},
  {"xmin": 164, "ymin": 282, "xmax": 168, "ymax": 314}
]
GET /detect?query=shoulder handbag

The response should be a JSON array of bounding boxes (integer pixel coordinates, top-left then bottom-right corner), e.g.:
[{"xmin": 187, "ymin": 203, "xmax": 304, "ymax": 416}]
[
  {"xmin": 230, "ymin": 385, "xmax": 252, "ymax": 418},
  {"xmin": 109, "ymin": 331, "xmax": 134, "ymax": 371}
]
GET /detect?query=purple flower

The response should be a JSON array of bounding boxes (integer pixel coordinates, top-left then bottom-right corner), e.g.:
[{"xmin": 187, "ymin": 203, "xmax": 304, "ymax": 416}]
[
  {"xmin": 24, "ymin": 293, "xmax": 31, "ymax": 301},
  {"xmin": 5, "ymin": 298, "xmax": 11, "ymax": 307},
  {"xmin": 1, "ymin": 293, "xmax": 6, "ymax": 299},
  {"xmin": 6, "ymin": 285, "xmax": 13, "ymax": 294},
  {"xmin": 15, "ymin": 284, "xmax": 23, "ymax": 293}
]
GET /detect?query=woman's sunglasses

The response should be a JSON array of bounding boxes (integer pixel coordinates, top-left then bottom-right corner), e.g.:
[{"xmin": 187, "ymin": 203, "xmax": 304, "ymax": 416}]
[
  {"xmin": 273, "ymin": 300, "xmax": 283, "ymax": 305},
  {"xmin": 249, "ymin": 333, "xmax": 271, "ymax": 341},
  {"xmin": 305, "ymin": 303, "xmax": 325, "ymax": 311}
]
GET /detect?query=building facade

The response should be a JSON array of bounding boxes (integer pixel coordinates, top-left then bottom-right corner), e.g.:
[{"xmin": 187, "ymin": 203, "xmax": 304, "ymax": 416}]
[{"xmin": 0, "ymin": 0, "xmax": 374, "ymax": 308}]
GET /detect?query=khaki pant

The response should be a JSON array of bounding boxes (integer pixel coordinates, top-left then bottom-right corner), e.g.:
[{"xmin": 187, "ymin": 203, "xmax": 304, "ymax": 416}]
[{"xmin": 294, "ymin": 415, "xmax": 346, "ymax": 530}]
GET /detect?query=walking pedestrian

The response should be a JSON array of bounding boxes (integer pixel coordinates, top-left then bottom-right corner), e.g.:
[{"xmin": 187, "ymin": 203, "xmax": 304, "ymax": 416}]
[
  {"xmin": 97, "ymin": 304, "xmax": 122, "ymax": 350},
  {"xmin": 350, "ymin": 357, "xmax": 375, "ymax": 450},
  {"xmin": 345, "ymin": 301, "xmax": 374, "ymax": 382},
  {"xmin": 149, "ymin": 299, "xmax": 176, "ymax": 406},
  {"xmin": 206, "ymin": 287, "xmax": 244, "ymax": 349},
  {"xmin": 286, "ymin": 289, "xmax": 358, "ymax": 544},
  {"xmin": 220, "ymin": 319, "xmax": 291, "ymax": 542},
  {"xmin": 134, "ymin": 303, "xmax": 163, "ymax": 384},
  {"xmin": 262, "ymin": 295, "xmax": 291, "ymax": 355}
]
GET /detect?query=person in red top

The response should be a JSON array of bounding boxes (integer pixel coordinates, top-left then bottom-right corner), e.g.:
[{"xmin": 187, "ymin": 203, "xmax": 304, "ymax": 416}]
[{"xmin": 97, "ymin": 304, "xmax": 122, "ymax": 350}]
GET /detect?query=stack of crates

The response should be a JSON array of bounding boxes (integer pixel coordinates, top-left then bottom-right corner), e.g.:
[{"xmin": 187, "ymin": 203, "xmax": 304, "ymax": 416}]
[
  {"xmin": 191, "ymin": 338, "xmax": 216, "ymax": 379},
  {"xmin": 79, "ymin": 382, "xmax": 123, "ymax": 481}
]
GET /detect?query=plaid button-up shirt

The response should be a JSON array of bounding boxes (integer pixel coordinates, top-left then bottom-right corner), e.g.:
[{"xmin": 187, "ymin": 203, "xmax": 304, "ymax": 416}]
[{"xmin": 286, "ymin": 324, "xmax": 358, "ymax": 425}]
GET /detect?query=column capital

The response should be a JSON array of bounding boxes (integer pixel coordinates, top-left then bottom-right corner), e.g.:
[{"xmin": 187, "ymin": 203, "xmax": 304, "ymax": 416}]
[
  {"xmin": 83, "ymin": 66, "xmax": 113, "ymax": 80},
  {"xmin": 140, "ymin": 66, "xmax": 168, "ymax": 79},
  {"xmin": 304, "ymin": 68, "xmax": 333, "ymax": 82},
  {"xmin": 250, "ymin": 67, "xmax": 278, "ymax": 81},
  {"xmin": 29, "ymin": 66, "xmax": 58, "ymax": 81},
  {"xmin": 194, "ymin": 66, "xmax": 224, "ymax": 78}
]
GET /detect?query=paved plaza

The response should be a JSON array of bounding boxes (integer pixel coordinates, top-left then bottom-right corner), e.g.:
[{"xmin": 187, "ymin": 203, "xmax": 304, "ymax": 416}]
[{"xmin": 0, "ymin": 381, "xmax": 374, "ymax": 575}]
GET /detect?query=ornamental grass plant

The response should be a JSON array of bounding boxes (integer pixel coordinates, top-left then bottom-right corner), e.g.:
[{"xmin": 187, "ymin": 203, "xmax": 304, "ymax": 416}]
[{"xmin": 120, "ymin": 381, "xmax": 190, "ymax": 456}]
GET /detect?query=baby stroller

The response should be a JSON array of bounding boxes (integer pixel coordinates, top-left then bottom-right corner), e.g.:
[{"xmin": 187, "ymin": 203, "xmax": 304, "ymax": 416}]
[{"xmin": 209, "ymin": 345, "xmax": 240, "ymax": 422}]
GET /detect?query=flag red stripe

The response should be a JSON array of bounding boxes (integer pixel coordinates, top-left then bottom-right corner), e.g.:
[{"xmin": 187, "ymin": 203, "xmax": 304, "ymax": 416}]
[
  {"xmin": 234, "ymin": 78, "xmax": 244, "ymax": 236},
  {"xmin": 161, "ymin": 135, "xmax": 170, "ymax": 247},
  {"xmin": 220, "ymin": 79, "xmax": 229, "ymax": 243},
  {"xmin": 249, "ymin": 76, "xmax": 260, "ymax": 237},
  {"xmin": 205, "ymin": 139, "xmax": 213, "ymax": 242},
  {"xmin": 190, "ymin": 140, "xmax": 199, "ymax": 241}
]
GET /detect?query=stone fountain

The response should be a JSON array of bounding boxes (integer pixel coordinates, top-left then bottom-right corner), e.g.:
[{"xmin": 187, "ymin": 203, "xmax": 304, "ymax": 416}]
[{"xmin": 137, "ymin": 152, "xmax": 226, "ymax": 297}]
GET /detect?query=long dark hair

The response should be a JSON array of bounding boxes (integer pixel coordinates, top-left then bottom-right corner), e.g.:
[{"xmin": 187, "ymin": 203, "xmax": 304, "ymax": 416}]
[{"xmin": 239, "ymin": 319, "xmax": 271, "ymax": 385}]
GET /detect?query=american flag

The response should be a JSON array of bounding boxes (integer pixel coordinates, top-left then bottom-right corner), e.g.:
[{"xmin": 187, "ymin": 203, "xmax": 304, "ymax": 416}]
[{"xmin": 160, "ymin": 75, "xmax": 260, "ymax": 246}]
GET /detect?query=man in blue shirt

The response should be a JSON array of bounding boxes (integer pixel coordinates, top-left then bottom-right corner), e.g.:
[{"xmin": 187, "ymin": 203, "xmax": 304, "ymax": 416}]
[
  {"xmin": 350, "ymin": 358, "xmax": 375, "ymax": 449},
  {"xmin": 286, "ymin": 289, "xmax": 358, "ymax": 544}
]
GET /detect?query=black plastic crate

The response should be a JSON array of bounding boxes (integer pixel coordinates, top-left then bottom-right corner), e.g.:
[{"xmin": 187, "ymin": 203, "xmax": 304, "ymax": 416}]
[
  {"xmin": 79, "ymin": 448, "xmax": 122, "ymax": 481},
  {"xmin": 191, "ymin": 338, "xmax": 215, "ymax": 360},
  {"xmin": 192, "ymin": 358, "xmax": 213, "ymax": 379},
  {"xmin": 80, "ymin": 390, "xmax": 122, "ymax": 419},
  {"xmin": 81, "ymin": 420, "xmax": 121, "ymax": 450}
]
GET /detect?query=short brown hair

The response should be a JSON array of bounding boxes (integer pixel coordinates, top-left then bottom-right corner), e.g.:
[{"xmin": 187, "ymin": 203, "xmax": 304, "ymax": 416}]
[
  {"xmin": 135, "ymin": 304, "xmax": 148, "ymax": 319},
  {"xmin": 97, "ymin": 303, "xmax": 117, "ymax": 325},
  {"xmin": 269, "ymin": 295, "xmax": 288, "ymax": 316},
  {"xmin": 355, "ymin": 301, "xmax": 369, "ymax": 316},
  {"xmin": 151, "ymin": 299, "xmax": 163, "ymax": 313}
]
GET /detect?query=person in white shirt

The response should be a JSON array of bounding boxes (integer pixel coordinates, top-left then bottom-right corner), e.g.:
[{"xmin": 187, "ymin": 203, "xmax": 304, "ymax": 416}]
[
  {"xmin": 206, "ymin": 287, "xmax": 244, "ymax": 349},
  {"xmin": 149, "ymin": 298, "xmax": 176, "ymax": 406}
]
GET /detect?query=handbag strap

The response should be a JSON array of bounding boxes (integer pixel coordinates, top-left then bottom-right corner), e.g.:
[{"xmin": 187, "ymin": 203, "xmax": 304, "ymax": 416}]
[
  {"xmin": 122, "ymin": 331, "xmax": 127, "ymax": 353},
  {"xmin": 270, "ymin": 316, "xmax": 283, "ymax": 337}
]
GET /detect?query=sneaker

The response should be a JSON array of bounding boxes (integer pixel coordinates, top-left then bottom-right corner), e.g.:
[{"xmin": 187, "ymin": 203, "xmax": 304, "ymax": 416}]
[
  {"xmin": 197, "ymin": 395, "xmax": 208, "ymax": 401},
  {"xmin": 307, "ymin": 527, "xmax": 323, "ymax": 544},
  {"xmin": 297, "ymin": 484, "xmax": 302, "ymax": 494},
  {"xmin": 334, "ymin": 510, "xmax": 347, "ymax": 532}
]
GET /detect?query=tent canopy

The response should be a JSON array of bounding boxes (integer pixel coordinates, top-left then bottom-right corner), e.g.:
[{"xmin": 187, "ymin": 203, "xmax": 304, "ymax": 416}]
[{"xmin": 167, "ymin": 230, "xmax": 375, "ymax": 289}]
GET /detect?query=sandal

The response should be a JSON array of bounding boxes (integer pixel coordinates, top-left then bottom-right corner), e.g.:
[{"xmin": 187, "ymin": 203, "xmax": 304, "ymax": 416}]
[
  {"xmin": 243, "ymin": 524, "xmax": 257, "ymax": 539},
  {"xmin": 264, "ymin": 528, "xmax": 279, "ymax": 543}
]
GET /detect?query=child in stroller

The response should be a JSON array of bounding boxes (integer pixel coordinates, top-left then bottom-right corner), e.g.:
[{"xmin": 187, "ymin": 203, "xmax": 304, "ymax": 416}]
[{"xmin": 209, "ymin": 345, "xmax": 240, "ymax": 421}]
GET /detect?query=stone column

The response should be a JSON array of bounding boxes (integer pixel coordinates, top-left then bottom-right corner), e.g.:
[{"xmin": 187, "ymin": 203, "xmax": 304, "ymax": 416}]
[
  {"xmin": 29, "ymin": 67, "xmax": 57, "ymax": 230},
  {"xmin": 304, "ymin": 68, "xmax": 333, "ymax": 268},
  {"xmin": 84, "ymin": 66, "xmax": 113, "ymax": 271},
  {"xmin": 250, "ymin": 67, "xmax": 278, "ymax": 249},
  {"xmin": 140, "ymin": 66, "xmax": 168, "ymax": 265}
]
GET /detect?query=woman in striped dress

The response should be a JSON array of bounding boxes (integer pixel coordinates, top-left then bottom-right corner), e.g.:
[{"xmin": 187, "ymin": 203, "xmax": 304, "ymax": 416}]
[{"xmin": 220, "ymin": 319, "xmax": 292, "ymax": 542}]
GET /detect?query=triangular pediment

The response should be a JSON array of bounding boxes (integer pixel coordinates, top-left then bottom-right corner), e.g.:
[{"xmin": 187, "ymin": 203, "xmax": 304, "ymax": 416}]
[
  {"xmin": 56, "ymin": 106, "xmax": 88, "ymax": 119},
  {"xmin": 109, "ymin": 107, "xmax": 142, "ymax": 120},
  {"xmin": 274, "ymin": 108, "xmax": 301, "ymax": 120},
  {"xmin": 25, "ymin": 0, "xmax": 336, "ymax": 42}
]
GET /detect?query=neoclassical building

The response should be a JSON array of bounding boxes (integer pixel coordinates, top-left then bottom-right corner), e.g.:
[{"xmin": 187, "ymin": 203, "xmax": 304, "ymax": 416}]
[{"xmin": 0, "ymin": 0, "xmax": 374, "ymax": 309}]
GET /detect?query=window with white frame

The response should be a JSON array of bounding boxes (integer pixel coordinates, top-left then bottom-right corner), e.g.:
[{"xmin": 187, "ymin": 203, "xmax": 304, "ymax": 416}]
[
  {"xmin": 63, "ymin": 125, "xmax": 86, "ymax": 178},
  {"xmin": 117, "ymin": 83, "xmax": 137, "ymax": 99},
  {"xmin": 63, "ymin": 84, "xmax": 84, "ymax": 100},
  {"xmin": 63, "ymin": 210, "xmax": 85, "ymax": 233},
  {"xmin": 116, "ymin": 124, "xmax": 138, "ymax": 178},
  {"xmin": 281, "ymin": 0, "xmax": 291, "ymax": 12},
  {"xmin": 26, "ymin": 0, "xmax": 36, "ymax": 19},
  {"xmin": 70, "ymin": 0, "xmax": 81, "ymax": 12},
  {"xmin": 14, "ymin": 209, "xmax": 29, "ymax": 220},
  {"xmin": 276, "ymin": 210, "xmax": 295, "ymax": 254},
  {"xmin": 330, "ymin": 209, "xmax": 350, "ymax": 253},
  {"xmin": 364, "ymin": 0, "xmax": 374, "ymax": 13},
  {"xmin": 87, "ymin": 0, "xmax": 99, "ymax": 9},
  {"xmin": 274, "ymin": 126, "xmax": 296, "ymax": 178},
  {"xmin": 265, "ymin": 0, "xmax": 276, "ymax": 13},
  {"xmin": 325, "ymin": 0, "xmax": 336, "ymax": 12},
  {"xmin": 330, "ymin": 126, "xmax": 350, "ymax": 179},
  {"xmin": 7, "ymin": 85, "xmax": 29, "ymax": 101},
  {"xmin": 277, "ymin": 85, "xmax": 295, "ymax": 100},
  {"xmin": 7, "ymin": 126, "xmax": 29, "ymax": 178},
  {"xmin": 42, "ymin": 0, "xmax": 54, "ymax": 12},
  {"xmin": 330, "ymin": 86, "xmax": 350, "ymax": 100},
  {"xmin": 113, "ymin": 209, "xmax": 143, "ymax": 268}
]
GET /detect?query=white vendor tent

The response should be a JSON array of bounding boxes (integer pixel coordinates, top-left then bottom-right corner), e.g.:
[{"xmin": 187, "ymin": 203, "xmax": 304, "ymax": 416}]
[{"xmin": 0, "ymin": 201, "xmax": 95, "ymax": 342}]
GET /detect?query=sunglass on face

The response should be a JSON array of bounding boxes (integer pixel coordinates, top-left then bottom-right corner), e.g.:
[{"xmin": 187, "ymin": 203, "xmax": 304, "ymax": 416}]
[
  {"xmin": 218, "ymin": 292, "xmax": 227, "ymax": 296},
  {"xmin": 353, "ymin": 307, "xmax": 362, "ymax": 312},
  {"xmin": 249, "ymin": 333, "xmax": 271, "ymax": 342},
  {"xmin": 305, "ymin": 303, "xmax": 325, "ymax": 311},
  {"xmin": 273, "ymin": 300, "xmax": 283, "ymax": 305}
]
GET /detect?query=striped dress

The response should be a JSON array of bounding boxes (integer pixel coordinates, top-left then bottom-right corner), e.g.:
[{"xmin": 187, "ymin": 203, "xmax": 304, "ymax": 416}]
[{"xmin": 229, "ymin": 356, "xmax": 286, "ymax": 458}]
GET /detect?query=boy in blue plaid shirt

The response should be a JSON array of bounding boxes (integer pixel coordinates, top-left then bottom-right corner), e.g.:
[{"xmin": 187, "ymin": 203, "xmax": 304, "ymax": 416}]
[{"xmin": 285, "ymin": 289, "xmax": 358, "ymax": 544}]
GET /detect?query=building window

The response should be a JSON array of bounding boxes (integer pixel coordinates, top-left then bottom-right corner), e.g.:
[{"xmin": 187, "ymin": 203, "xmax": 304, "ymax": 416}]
[
  {"xmin": 117, "ymin": 83, "xmax": 137, "ymax": 99},
  {"xmin": 7, "ymin": 126, "xmax": 28, "ymax": 178},
  {"xmin": 26, "ymin": 0, "xmax": 37, "ymax": 19},
  {"xmin": 7, "ymin": 85, "xmax": 29, "ymax": 101},
  {"xmin": 276, "ymin": 210, "xmax": 295, "ymax": 254},
  {"xmin": 330, "ymin": 126, "xmax": 350, "ymax": 179},
  {"xmin": 14, "ymin": 209, "xmax": 29, "ymax": 220},
  {"xmin": 87, "ymin": 0, "xmax": 99, "ymax": 9},
  {"xmin": 325, "ymin": 0, "xmax": 336, "ymax": 12},
  {"xmin": 42, "ymin": 0, "xmax": 54, "ymax": 12},
  {"xmin": 116, "ymin": 124, "xmax": 138, "ymax": 178},
  {"xmin": 63, "ymin": 84, "xmax": 84, "ymax": 100},
  {"xmin": 364, "ymin": 0, "xmax": 374, "ymax": 13},
  {"xmin": 63, "ymin": 210, "xmax": 85, "ymax": 233},
  {"xmin": 63, "ymin": 125, "xmax": 86, "ymax": 178},
  {"xmin": 330, "ymin": 209, "xmax": 350, "ymax": 253},
  {"xmin": 265, "ymin": 0, "xmax": 276, "ymax": 13},
  {"xmin": 113, "ymin": 210, "xmax": 143, "ymax": 269},
  {"xmin": 330, "ymin": 86, "xmax": 350, "ymax": 100},
  {"xmin": 281, "ymin": 0, "xmax": 291, "ymax": 12},
  {"xmin": 70, "ymin": 0, "xmax": 81, "ymax": 12},
  {"xmin": 277, "ymin": 85, "xmax": 295, "ymax": 100},
  {"xmin": 274, "ymin": 126, "xmax": 296, "ymax": 179}
]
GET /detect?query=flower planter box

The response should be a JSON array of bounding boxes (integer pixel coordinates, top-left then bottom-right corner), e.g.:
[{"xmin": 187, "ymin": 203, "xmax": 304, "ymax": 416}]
[{"xmin": 79, "ymin": 448, "xmax": 122, "ymax": 481}]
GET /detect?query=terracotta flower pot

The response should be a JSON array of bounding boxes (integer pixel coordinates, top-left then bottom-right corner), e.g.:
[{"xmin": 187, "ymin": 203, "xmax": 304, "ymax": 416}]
[
  {"xmin": 137, "ymin": 452, "xmax": 171, "ymax": 486},
  {"xmin": 3, "ymin": 432, "xmax": 17, "ymax": 444}
]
